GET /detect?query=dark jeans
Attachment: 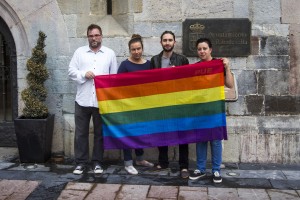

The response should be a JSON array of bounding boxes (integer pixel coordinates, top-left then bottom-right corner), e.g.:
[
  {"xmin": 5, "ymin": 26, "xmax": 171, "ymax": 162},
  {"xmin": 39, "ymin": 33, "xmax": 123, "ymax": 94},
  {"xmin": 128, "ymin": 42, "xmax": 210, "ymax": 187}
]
[
  {"xmin": 74, "ymin": 102, "xmax": 103, "ymax": 165},
  {"xmin": 158, "ymin": 144, "xmax": 189, "ymax": 170},
  {"xmin": 123, "ymin": 149, "xmax": 144, "ymax": 161}
]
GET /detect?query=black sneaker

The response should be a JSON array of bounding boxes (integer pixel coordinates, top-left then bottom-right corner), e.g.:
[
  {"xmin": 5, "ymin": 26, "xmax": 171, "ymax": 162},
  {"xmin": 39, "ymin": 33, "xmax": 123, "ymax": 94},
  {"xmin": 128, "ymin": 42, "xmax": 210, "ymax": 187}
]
[
  {"xmin": 213, "ymin": 171, "xmax": 222, "ymax": 183},
  {"xmin": 73, "ymin": 165, "xmax": 85, "ymax": 175},
  {"xmin": 189, "ymin": 169, "xmax": 206, "ymax": 180}
]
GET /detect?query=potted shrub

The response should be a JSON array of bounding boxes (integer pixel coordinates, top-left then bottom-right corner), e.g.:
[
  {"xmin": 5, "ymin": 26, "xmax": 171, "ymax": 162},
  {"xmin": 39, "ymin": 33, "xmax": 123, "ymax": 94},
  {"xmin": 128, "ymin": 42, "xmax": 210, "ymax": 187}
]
[{"xmin": 14, "ymin": 31, "xmax": 54, "ymax": 163}]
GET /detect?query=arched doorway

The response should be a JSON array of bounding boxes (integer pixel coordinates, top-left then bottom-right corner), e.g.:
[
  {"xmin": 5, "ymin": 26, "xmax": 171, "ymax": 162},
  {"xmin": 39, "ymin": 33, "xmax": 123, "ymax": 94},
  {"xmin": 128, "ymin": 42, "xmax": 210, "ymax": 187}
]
[{"xmin": 0, "ymin": 16, "xmax": 17, "ymax": 147}]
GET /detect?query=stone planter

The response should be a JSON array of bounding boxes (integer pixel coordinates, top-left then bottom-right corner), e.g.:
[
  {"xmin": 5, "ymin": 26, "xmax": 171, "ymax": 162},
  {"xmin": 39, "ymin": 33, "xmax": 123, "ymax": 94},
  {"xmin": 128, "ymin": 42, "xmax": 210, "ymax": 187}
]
[{"xmin": 14, "ymin": 114, "xmax": 54, "ymax": 163}]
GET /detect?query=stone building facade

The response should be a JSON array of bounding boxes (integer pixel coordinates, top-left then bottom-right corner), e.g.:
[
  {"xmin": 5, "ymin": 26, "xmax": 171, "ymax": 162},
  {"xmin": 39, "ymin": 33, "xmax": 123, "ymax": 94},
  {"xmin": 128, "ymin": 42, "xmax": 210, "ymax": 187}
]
[{"xmin": 0, "ymin": 0, "xmax": 299, "ymax": 164}]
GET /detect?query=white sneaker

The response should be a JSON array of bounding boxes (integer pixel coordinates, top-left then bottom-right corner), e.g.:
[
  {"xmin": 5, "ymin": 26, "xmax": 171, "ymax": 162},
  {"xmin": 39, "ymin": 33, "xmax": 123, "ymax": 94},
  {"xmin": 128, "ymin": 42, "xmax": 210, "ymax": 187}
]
[
  {"xmin": 125, "ymin": 165, "xmax": 138, "ymax": 175},
  {"xmin": 94, "ymin": 164, "xmax": 103, "ymax": 174},
  {"xmin": 73, "ymin": 165, "xmax": 85, "ymax": 175}
]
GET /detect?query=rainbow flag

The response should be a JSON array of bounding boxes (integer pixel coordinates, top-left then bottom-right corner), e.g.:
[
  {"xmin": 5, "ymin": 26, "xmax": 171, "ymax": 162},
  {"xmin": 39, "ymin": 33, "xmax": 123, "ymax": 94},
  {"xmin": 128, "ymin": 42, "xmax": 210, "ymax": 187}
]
[{"xmin": 95, "ymin": 59, "xmax": 227, "ymax": 149}]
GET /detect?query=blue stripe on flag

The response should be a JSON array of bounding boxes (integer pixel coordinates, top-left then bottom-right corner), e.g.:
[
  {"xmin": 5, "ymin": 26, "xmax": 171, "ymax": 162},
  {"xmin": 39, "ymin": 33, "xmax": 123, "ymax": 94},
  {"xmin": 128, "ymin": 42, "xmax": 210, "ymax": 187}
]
[{"xmin": 103, "ymin": 113, "xmax": 226, "ymax": 138}]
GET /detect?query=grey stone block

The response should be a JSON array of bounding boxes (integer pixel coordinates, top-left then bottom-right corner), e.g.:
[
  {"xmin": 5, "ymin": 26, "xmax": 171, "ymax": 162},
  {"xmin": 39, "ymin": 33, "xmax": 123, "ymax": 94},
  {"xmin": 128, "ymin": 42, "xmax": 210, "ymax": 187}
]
[
  {"xmin": 133, "ymin": 22, "xmax": 152, "ymax": 37},
  {"xmin": 152, "ymin": 22, "xmax": 182, "ymax": 38},
  {"xmin": 208, "ymin": 188, "xmax": 239, "ymax": 200},
  {"xmin": 257, "ymin": 70, "xmax": 289, "ymax": 95},
  {"xmin": 134, "ymin": 1, "xmax": 182, "ymax": 21},
  {"xmin": 226, "ymin": 116, "xmax": 259, "ymax": 134},
  {"xmin": 0, "ymin": 162, "xmax": 15, "ymax": 170},
  {"xmin": 49, "ymin": 80, "xmax": 76, "ymax": 94},
  {"xmin": 265, "ymin": 95, "xmax": 300, "ymax": 115},
  {"xmin": 223, "ymin": 134, "xmax": 240, "ymax": 163},
  {"xmin": 63, "ymin": 14, "xmax": 77, "ymax": 38},
  {"xmin": 226, "ymin": 96, "xmax": 247, "ymax": 116},
  {"xmin": 237, "ymin": 188, "xmax": 269, "ymax": 199},
  {"xmin": 62, "ymin": 94, "xmax": 76, "ymax": 114},
  {"xmin": 252, "ymin": 0, "xmax": 281, "ymax": 24},
  {"xmin": 258, "ymin": 116, "xmax": 300, "ymax": 134},
  {"xmin": 90, "ymin": 0, "xmax": 107, "ymax": 15},
  {"xmin": 57, "ymin": 0, "xmax": 90, "ymax": 14},
  {"xmin": 234, "ymin": 70, "xmax": 257, "ymax": 95},
  {"xmin": 260, "ymin": 36, "xmax": 289, "ymax": 56},
  {"xmin": 179, "ymin": 187, "xmax": 208, "ymax": 200},
  {"xmin": 282, "ymin": 0, "xmax": 300, "ymax": 23},
  {"xmin": 247, "ymin": 56, "xmax": 289, "ymax": 70},
  {"xmin": 267, "ymin": 189, "xmax": 300, "ymax": 199},
  {"xmin": 103, "ymin": 37, "xmax": 128, "ymax": 57},
  {"xmin": 245, "ymin": 95, "xmax": 264, "ymax": 115},
  {"xmin": 282, "ymin": 134, "xmax": 300, "ymax": 164},
  {"xmin": 182, "ymin": 0, "xmax": 233, "ymax": 18},
  {"xmin": 252, "ymin": 24, "xmax": 289, "ymax": 37},
  {"xmin": 113, "ymin": 14, "xmax": 133, "ymax": 34},
  {"xmin": 132, "ymin": 0, "xmax": 143, "ymax": 13},
  {"xmin": 76, "ymin": 15, "xmax": 105, "ymax": 37},
  {"xmin": 143, "ymin": 37, "xmax": 163, "ymax": 56},
  {"xmin": 240, "ymin": 133, "xmax": 284, "ymax": 163},
  {"xmin": 234, "ymin": 0, "xmax": 249, "ymax": 18},
  {"xmin": 46, "ymin": 56, "xmax": 72, "ymax": 70},
  {"xmin": 230, "ymin": 57, "xmax": 247, "ymax": 70},
  {"xmin": 282, "ymin": 170, "xmax": 300, "ymax": 180},
  {"xmin": 224, "ymin": 169, "xmax": 286, "ymax": 179},
  {"xmin": 69, "ymin": 38, "xmax": 88, "ymax": 54},
  {"xmin": 51, "ymin": 69, "xmax": 69, "ymax": 81}
]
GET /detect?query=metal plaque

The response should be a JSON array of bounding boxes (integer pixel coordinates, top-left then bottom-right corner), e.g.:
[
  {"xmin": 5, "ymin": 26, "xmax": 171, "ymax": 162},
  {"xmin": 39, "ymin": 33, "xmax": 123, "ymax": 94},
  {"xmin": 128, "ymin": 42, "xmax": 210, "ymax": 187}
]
[{"xmin": 183, "ymin": 18, "xmax": 251, "ymax": 57}]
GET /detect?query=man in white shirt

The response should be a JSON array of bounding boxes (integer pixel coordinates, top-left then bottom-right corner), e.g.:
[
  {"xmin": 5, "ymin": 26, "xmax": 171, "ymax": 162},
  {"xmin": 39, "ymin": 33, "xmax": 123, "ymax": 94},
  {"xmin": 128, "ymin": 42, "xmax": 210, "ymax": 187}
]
[{"xmin": 68, "ymin": 24, "xmax": 118, "ymax": 175}]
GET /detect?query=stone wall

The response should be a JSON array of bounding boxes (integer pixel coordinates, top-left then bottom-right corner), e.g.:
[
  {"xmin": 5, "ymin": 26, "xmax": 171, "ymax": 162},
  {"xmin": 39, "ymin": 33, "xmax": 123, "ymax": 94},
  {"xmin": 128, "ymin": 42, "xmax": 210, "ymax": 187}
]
[{"xmin": 1, "ymin": 0, "xmax": 299, "ymax": 164}]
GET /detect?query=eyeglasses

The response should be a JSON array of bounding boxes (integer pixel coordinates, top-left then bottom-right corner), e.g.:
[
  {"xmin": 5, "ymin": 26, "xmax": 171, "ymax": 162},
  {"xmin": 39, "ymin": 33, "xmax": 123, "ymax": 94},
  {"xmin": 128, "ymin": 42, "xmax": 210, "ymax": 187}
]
[{"xmin": 88, "ymin": 34, "xmax": 102, "ymax": 38}]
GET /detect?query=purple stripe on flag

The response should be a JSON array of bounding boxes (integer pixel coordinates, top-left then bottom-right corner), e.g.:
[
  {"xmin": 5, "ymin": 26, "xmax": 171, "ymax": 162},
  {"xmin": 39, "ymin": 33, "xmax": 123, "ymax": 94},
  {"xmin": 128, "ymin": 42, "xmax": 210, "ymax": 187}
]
[{"xmin": 103, "ymin": 126, "xmax": 227, "ymax": 149}]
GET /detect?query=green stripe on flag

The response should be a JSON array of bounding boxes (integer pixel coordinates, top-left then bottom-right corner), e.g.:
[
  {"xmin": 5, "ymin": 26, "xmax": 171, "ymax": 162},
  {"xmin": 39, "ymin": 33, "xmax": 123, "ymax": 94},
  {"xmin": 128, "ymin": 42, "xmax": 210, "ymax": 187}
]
[{"xmin": 102, "ymin": 100, "xmax": 225, "ymax": 125}]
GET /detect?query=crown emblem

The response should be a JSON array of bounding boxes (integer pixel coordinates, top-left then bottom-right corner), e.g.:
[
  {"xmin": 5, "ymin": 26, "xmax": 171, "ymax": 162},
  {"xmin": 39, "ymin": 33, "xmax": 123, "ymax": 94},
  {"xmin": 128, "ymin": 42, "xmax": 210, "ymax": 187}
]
[{"xmin": 189, "ymin": 23, "xmax": 205, "ymax": 32}]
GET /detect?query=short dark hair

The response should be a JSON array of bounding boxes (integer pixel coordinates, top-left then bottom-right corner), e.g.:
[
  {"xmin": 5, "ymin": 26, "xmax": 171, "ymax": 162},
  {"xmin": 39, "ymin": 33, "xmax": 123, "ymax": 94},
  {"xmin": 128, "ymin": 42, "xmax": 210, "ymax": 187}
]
[
  {"xmin": 195, "ymin": 38, "xmax": 212, "ymax": 48},
  {"xmin": 87, "ymin": 24, "xmax": 102, "ymax": 36},
  {"xmin": 128, "ymin": 34, "xmax": 143, "ymax": 49},
  {"xmin": 160, "ymin": 31, "xmax": 175, "ymax": 42}
]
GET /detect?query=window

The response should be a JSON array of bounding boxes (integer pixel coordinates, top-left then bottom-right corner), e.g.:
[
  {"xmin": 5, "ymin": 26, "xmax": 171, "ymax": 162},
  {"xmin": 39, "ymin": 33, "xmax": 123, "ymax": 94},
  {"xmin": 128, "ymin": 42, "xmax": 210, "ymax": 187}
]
[{"xmin": 107, "ymin": 0, "xmax": 112, "ymax": 15}]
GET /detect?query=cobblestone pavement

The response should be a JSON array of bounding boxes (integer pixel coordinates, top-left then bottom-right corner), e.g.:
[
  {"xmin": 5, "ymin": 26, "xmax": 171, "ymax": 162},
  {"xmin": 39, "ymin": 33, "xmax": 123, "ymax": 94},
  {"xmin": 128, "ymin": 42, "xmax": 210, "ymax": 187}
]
[
  {"xmin": 57, "ymin": 182, "xmax": 300, "ymax": 200},
  {"xmin": 0, "ymin": 148, "xmax": 299, "ymax": 199}
]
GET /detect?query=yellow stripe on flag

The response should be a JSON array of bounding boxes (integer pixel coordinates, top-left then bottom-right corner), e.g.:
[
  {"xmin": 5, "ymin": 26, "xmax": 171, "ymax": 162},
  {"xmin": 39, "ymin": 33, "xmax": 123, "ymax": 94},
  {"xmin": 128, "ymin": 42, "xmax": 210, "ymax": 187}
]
[{"xmin": 99, "ymin": 86, "xmax": 225, "ymax": 114}]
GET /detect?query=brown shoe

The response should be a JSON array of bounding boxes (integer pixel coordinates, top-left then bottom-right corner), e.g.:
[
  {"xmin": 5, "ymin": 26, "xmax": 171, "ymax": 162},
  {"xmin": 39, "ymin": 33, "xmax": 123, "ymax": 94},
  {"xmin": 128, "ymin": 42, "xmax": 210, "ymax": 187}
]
[
  {"xmin": 181, "ymin": 169, "xmax": 189, "ymax": 179},
  {"xmin": 150, "ymin": 164, "xmax": 168, "ymax": 172},
  {"xmin": 136, "ymin": 160, "xmax": 154, "ymax": 167}
]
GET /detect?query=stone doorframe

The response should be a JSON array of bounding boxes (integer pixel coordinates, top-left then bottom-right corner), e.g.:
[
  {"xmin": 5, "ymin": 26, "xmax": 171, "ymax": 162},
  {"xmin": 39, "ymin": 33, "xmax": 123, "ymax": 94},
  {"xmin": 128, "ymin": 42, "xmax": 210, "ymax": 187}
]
[{"xmin": 0, "ymin": 1, "xmax": 29, "ymax": 146}]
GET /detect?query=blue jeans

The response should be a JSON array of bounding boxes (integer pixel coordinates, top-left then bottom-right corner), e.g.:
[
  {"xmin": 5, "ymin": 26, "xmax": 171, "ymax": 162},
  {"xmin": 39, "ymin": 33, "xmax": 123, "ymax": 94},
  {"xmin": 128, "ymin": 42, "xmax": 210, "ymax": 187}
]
[{"xmin": 196, "ymin": 140, "xmax": 222, "ymax": 173}]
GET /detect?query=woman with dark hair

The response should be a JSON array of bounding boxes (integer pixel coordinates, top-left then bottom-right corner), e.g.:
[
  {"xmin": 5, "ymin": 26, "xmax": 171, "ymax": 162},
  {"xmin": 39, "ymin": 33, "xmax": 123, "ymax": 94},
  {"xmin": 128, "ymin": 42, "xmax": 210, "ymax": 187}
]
[
  {"xmin": 117, "ymin": 34, "xmax": 154, "ymax": 175},
  {"xmin": 189, "ymin": 38, "xmax": 234, "ymax": 183}
]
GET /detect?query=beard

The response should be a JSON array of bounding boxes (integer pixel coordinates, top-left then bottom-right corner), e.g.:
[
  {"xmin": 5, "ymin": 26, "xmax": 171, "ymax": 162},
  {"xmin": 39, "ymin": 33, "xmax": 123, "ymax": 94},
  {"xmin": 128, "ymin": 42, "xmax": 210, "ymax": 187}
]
[
  {"xmin": 89, "ymin": 40, "xmax": 101, "ymax": 49},
  {"xmin": 162, "ymin": 45, "xmax": 174, "ymax": 52}
]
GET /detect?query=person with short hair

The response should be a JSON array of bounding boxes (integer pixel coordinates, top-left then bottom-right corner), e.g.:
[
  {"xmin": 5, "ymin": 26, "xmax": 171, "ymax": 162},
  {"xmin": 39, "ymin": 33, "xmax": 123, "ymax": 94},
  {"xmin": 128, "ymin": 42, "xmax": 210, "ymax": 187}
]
[
  {"xmin": 189, "ymin": 38, "xmax": 233, "ymax": 183},
  {"xmin": 68, "ymin": 24, "xmax": 118, "ymax": 175},
  {"xmin": 150, "ymin": 30, "xmax": 190, "ymax": 179}
]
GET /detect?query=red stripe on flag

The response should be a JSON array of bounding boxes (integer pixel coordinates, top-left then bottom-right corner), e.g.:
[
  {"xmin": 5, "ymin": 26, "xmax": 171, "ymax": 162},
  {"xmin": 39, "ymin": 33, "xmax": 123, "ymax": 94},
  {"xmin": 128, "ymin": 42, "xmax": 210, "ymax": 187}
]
[{"xmin": 95, "ymin": 59, "xmax": 224, "ymax": 88}]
